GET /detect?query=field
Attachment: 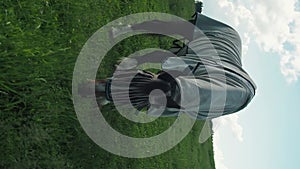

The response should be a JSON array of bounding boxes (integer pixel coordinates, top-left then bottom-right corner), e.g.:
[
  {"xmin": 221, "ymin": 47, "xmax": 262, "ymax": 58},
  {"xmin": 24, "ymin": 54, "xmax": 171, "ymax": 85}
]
[{"xmin": 0, "ymin": 0, "xmax": 215, "ymax": 168}]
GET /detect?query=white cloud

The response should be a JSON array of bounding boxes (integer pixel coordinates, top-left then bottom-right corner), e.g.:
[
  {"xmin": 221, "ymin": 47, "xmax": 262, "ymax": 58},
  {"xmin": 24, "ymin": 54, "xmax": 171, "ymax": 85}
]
[
  {"xmin": 242, "ymin": 33, "xmax": 251, "ymax": 56},
  {"xmin": 210, "ymin": 0, "xmax": 300, "ymax": 83},
  {"xmin": 212, "ymin": 132, "xmax": 229, "ymax": 169},
  {"xmin": 212, "ymin": 114, "xmax": 244, "ymax": 142},
  {"xmin": 212, "ymin": 114, "xmax": 244, "ymax": 169}
]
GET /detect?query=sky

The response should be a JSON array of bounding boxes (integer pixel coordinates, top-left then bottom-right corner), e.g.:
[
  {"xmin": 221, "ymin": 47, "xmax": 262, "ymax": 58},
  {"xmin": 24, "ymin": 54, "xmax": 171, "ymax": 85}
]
[{"xmin": 198, "ymin": 0, "xmax": 300, "ymax": 169}]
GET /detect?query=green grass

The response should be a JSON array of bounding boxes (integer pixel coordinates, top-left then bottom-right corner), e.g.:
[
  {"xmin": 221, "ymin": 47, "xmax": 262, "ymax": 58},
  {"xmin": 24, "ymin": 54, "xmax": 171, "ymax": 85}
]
[{"xmin": 0, "ymin": 0, "xmax": 215, "ymax": 168}]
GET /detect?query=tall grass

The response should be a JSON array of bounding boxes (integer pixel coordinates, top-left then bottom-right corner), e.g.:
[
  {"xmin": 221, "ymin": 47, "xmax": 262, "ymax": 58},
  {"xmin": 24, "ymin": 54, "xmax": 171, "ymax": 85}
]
[{"xmin": 0, "ymin": 0, "xmax": 215, "ymax": 168}]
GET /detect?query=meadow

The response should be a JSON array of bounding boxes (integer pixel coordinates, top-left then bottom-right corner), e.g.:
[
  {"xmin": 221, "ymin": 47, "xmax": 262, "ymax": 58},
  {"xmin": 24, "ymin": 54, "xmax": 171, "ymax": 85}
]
[{"xmin": 0, "ymin": 0, "xmax": 215, "ymax": 168}]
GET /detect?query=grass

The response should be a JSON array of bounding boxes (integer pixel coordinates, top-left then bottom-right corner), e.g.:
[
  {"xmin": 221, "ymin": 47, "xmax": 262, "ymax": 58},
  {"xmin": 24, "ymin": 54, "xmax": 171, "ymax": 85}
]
[{"xmin": 0, "ymin": 0, "xmax": 215, "ymax": 168}]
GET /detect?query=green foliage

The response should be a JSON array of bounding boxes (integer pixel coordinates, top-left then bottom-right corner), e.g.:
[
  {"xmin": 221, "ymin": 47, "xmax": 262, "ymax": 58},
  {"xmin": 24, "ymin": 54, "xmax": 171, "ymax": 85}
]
[{"xmin": 0, "ymin": 0, "xmax": 215, "ymax": 168}]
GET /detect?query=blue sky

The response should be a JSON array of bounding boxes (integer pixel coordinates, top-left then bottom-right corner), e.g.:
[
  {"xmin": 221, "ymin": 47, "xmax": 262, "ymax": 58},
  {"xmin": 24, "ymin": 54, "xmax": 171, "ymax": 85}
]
[{"xmin": 200, "ymin": 0, "xmax": 300, "ymax": 169}]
